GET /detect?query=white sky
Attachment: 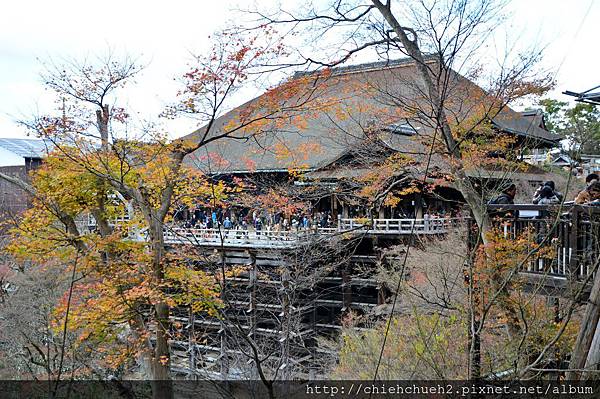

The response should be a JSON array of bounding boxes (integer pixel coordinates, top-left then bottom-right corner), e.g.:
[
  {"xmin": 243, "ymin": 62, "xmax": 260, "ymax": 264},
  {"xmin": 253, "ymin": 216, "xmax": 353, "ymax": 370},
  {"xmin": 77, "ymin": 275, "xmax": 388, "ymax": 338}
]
[{"xmin": 0, "ymin": 0, "xmax": 598, "ymax": 139}]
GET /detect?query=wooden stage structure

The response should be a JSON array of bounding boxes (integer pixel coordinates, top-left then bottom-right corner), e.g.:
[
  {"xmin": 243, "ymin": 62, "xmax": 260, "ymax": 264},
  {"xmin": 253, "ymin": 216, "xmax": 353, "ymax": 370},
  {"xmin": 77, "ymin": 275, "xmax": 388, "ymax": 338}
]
[{"xmin": 134, "ymin": 205, "xmax": 600, "ymax": 379}]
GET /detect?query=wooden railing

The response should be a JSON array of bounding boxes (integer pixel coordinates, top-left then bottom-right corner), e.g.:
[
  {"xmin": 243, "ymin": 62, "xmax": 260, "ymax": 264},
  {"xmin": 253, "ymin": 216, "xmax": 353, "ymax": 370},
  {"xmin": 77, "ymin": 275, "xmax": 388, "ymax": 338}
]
[
  {"xmin": 337, "ymin": 217, "xmax": 459, "ymax": 234},
  {"xmin": 483, "ymin": 204, "xmax": 600, "ymax": 280},
  {"xmin": 160, "ymin": 217, "xmax": 460, "ymax": 247},
  {"xmin": 87, "ymin": 214, "xmax": 130, "ymax": 227},
  {"xmin": 163, "ymin": 227, "xmax": 317, "ymax": 248}
]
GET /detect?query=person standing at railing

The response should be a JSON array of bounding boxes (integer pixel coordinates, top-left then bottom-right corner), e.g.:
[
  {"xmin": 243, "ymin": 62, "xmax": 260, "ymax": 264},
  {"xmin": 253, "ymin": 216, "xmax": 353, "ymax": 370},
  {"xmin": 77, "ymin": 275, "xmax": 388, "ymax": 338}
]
[
  {"xmin": 536, "ymin": 186, "xmax": 561, "ymax": 206},
  {"xmin": 431, "ymin": 212, "xmax": 442, "ymax": 232},
  {"xmin": 319, "ymin": 212, "xmax": 328, "ymax": 228},
  {"xmin": 302, "ymin": 215, "xmax": 309, "ymax": 229},
  {"xmin": 274, "ymin": 212, "xmax": 281, "ymax": 226},
  {"xmin": 488, "ymin": 183, "xmax": 517, "ymax": 221},
  {"xmin": 535, "ymin": 186, "xmax": 561, "ymax": 246},
  {"xmin": 587, "ymin": 173, "xmax": 599, "ymax": 185},
  {"xmin": 576, "ymin": 182, "xmax": 600, "ymax": 205},
  {"xmin": 256, "ymin": 217, "xmax": 264, "ymax": 234},
  {"xmin": 489, "ymin": 183, "xmax": 516, "ymax": 205},
  {"xmin": 533, "ymin": 181, "xmax": 563, "ymax": 204},
  {"xmin": 223, "ymin": 217, "xmax": 233, "ymax": 229},
  {"xmin": 575, "ymin": 174, "xmax": 600, "ymax": 204}
]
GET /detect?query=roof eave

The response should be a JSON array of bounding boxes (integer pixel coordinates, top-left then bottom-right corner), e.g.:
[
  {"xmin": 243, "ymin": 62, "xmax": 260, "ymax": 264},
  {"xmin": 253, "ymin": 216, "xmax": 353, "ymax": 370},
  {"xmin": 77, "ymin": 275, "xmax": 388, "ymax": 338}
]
[
  {"xmin": 491, "ymin": 122, "xmax": 560, "ymax": 146},
  {"xmin": 207, "ymin": 167, "xmax": 316, "ymax": 176}
]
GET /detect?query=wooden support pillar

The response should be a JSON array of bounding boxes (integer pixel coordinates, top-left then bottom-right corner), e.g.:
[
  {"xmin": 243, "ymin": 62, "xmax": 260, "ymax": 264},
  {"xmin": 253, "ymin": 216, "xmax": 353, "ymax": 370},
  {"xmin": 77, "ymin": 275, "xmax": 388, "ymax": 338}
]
[
  {"xmin": 188, "ymin": 307, "xmax": 196, "ymax": 378},
  {"xmin": 414, "ymin": 193, "xmax": 423, "ymax": 219},
  {"xmin": 217, "ymin": 250, "xmax": 230, "ymax": 378},
  {"xmin": 568, "ymin": 208, "xmax": 581, "ymax": 279},
  {"xmin": 280, "ymin": 266, "xmax": 291, "ymax": 380},
  {"xmin": 249, "ymin": 251, "xmax": 257, "ymax": 337},
  {"xmin": 377, "ymin": 286, "xmax": 386, "ymax": 305},
  {"xmin": 308, "ymin": 301, "xmax": 317, "ymax": 380},
  {"xmin": 219, "ymin": 322, "xmax": 229, "ymax": 378},
  {"xmin": 466, "ymin": 242, "xmax": 481, "ymax": 380},
  {"xmin": 341, "ymin": 267, "xmax": 352, "ymax": 312},
  {"xmin": 247, "ymin": 250, "xmax": 260, "ymax": 380},
  {"xmin": 377, "ymin": 256, "xmax": 388, "ymax": 305}
]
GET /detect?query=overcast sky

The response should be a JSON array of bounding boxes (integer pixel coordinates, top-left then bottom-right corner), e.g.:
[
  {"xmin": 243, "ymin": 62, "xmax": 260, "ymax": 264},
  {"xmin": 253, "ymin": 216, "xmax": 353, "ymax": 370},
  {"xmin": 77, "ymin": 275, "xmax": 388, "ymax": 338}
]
[{"xmin": 0, "ymin": 0, "xmax": 597, "ymax": 139}]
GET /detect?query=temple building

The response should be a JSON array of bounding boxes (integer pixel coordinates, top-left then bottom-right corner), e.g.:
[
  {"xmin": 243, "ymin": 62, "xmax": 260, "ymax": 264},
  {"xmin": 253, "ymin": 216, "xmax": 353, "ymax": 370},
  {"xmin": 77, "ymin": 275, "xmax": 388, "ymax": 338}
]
[
  {"xmin": 161, "ymin": 59, "xmax": 564, "ymax": 378},
  {"xmin": 177, "ymin": 58, "xmax": 560, "ymax": 225}
]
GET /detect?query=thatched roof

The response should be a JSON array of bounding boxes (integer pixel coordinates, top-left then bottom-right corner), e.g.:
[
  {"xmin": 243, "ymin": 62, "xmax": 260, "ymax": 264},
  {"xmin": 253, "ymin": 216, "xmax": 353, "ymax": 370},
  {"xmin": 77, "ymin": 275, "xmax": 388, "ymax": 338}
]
[{"xmin": 182, "ymin": 58, "xmax": 559, "ymax": 175}]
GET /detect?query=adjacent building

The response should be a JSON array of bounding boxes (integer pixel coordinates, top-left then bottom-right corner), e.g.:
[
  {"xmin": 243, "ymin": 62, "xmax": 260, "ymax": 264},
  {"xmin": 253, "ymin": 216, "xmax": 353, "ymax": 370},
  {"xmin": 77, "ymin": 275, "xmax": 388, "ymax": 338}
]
[{"xmin": 0, "ymin": 138, "xmax": 52, "ymax": 218}]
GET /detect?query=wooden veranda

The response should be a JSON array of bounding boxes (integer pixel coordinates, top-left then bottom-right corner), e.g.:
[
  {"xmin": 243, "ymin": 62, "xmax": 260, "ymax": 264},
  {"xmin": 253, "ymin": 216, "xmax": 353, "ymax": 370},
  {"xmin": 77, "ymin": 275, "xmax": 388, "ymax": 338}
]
[{"xmin": 474, "ymin": 204, "xmax": 600, "ymax": 297}]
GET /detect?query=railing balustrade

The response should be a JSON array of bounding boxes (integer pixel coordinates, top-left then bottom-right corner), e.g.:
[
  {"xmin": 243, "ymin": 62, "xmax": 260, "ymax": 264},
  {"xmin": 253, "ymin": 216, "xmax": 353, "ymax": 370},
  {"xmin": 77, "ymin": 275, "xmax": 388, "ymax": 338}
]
[
  {"xmin": 160, "ymin": 217, "xmax": 461, "ymax": 247},
  {"xmin": 88, "ymin": 204, "xmax": 600, "ymax": 286},
  {"xmin": 163, "ymin": 227, "xmax": 315, "ymax": 247},
  {"xmin": 87, "ymin": 214, "xmax": 130, "ymax": 227},
  {"xmin": 482, "ymin": 204, "xmax": 600, "ymax": 280},
  {"xmin": 337, "ymin": 217, "xmax": 459, "ymax": 234}
]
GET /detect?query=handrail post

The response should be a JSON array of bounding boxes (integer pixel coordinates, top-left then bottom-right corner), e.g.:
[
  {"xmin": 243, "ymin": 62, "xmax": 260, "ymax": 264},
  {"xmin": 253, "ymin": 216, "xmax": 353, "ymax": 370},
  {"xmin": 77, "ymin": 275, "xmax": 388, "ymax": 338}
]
[{"xmin": 568, "ymin": 206, "xmax": 580, "ymax": 280}]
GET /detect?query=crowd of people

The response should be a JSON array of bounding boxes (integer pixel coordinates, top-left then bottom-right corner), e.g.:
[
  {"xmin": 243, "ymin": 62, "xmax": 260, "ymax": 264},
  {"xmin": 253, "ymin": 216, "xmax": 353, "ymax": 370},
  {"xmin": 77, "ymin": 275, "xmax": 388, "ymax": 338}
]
[
  {"xmin": 173, "ymin": 173, "xmax": 600, "ymax": 233},
  {"xmin": 177, "ymin": 207, "xmax": 335, "ymax": 232},
  {"xmin": 489, "ymin": 173, "xmax": 600, "ymax": 206}
]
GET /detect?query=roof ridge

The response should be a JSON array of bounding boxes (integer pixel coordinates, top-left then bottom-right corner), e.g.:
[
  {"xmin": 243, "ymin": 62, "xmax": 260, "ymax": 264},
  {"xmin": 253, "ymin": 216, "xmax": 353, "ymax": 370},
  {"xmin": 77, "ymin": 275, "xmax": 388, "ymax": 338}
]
[
  {"xmin": 292, "ymin": 55, "xmax": 437, "ymax": 79},
  {"xmin": 520, "ymin": 109, "xmax": 542, "ymax": 116}
]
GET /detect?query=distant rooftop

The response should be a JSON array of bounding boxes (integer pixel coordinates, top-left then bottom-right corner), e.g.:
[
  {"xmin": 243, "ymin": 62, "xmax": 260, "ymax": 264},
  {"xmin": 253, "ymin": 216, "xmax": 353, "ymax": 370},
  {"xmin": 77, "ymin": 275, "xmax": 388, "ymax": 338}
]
[
  {"xmin": 0, "ymin": 138, "xmax": 53, "ymax": 159},
  {"xmin": 520, "ymin": 109, "xmax": 543, "ymax": 117},
  {"xmin": 518, "ymin": 108, "xmax": 549, "ymax": 133}
]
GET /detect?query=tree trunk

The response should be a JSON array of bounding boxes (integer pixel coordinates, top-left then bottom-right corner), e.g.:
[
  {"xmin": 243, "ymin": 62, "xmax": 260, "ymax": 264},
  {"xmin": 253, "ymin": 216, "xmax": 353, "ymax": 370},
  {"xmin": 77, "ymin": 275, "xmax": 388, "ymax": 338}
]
[
  {"xmin": 370, "ymin": 1, "xmax": 523, "ymax": 340},
  {"xmin": 469, "ymin": 318, "xmax": 481, "ymax": 379},
  {"xmin": 583, "ymin": 320, "xmax": 600, "ymax": 380},
  {"xmin": 147, "ymin": 215, "xmax": 173, "ymax": 399},
  {"xmin": 130, "ymin": 315, "xmax": 154, "ymax": 379},
  {"xmin": 96, "ymin": 104, "xmax": 110, "ymax": 150},
  {"xmin": 567, "ymin": 269, "xmax": 600, "ymax": 379},
  {"xmin": 466, "ymin": 240, "xmax": 482, "ymax": 380}
]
